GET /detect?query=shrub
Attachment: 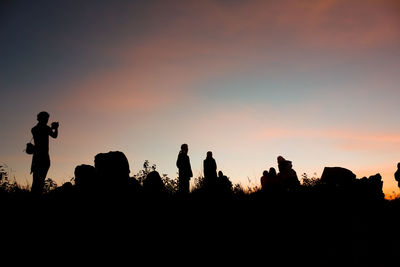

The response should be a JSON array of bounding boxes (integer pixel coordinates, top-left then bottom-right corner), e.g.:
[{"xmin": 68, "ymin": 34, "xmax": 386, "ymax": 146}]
[
  {"xmin": 0, "ymin": 163, "xmax": 29, "ymax": 194},
  {"xmin": 301, "ymin": 173, "xmax": 322, "ymax": 188},
  {"xmin": 133, "ymin": 160, "xmax": 178, "ymax": 195}
]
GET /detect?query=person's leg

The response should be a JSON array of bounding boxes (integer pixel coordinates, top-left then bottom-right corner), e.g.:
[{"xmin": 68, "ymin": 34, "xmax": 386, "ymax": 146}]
[
  {"xmin": 179, "ymin": 177, "xmax": 189, "ymax": 194},
  {"xmin": 31, "ymin": 157, "xmax": 50, "ymax": 195},
  {"xmin": 39, "ymin": 166, "xmax": 49, "ymax": 192},
  {"xmin": 31, "ymin": 171, "xmax": 41, "ymax": 195},
  {"xmin": 183, "ymin": 178, "xmax": 189, "ymax": 194},
  {"xmin": 178, "ymin": 177, "xmax": 184, "ymax": 194}
]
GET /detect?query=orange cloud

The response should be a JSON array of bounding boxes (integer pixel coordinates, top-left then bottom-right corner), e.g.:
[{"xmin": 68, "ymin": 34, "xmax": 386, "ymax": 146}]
[
  {"xmin": 62, "ymin": 70, "xmax": 187, "ymax": 113},
  {"xmin": 205, "ymin": 0, "xmax": 400, "ymax": 49}
]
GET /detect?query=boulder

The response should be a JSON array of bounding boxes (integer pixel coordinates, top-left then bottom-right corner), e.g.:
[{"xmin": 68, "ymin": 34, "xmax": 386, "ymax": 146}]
[
  {"xmin": 320, "ymin": 167, "xmax": 356, "ymax": 188},
  {"xmin": 74, "ymin": 164, "xmax": 96, "ymax": 191},
  {"xmin": 94, "ymin": 151, "xmax": 130, "ymax": 184},
  {"xmin": 354, "ymin": 173, "xmax": 384, "ymax": 200}
]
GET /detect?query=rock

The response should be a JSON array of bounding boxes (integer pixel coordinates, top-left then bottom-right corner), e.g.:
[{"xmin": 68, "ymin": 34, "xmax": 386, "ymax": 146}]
[
  {"xmin": 94, "ymin": 151, "xmax": 130, "ymax": 184},
  {"xmin": 74, "ymin": 164, "xmax": 96, "ymax": 190},
  {"xmin": 320, "ymin": 167, "xmax": 356, "ymax": 188}
]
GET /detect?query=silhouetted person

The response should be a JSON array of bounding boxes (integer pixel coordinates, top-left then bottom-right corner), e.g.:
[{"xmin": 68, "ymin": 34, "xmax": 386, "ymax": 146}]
[
  {"xmin": 176, "ymin": 144, "xmax": 192, "ymax": 194},
  {"xmin": 277, "ymin": 156, "xmax": 299, "ymax": 192},
  {"xmin": 269, "ymin": 167, "xmax": 284, "ymax": 192},
  {"xmin": 260, "ymin": 170, "xmax": 269, "ymax": 190},
  {"xmin": 261, "ymin": 167, "xmax": 283, "ymax": 193},
  {"xmin": 395, "ymin": 163, "xmax": 400, "ymax": 188},
  {"xmin": 204, "ymin": 151, "xmax": 217, "ymax": 180},
  {"xmin": 217, "ymin": 170, "xmax": 233, "ymax": 193},
  {"xmin": 143, "ymin": 171, "xmax": 165, "ymax": 195},
  {"xmin": 31, "ymin": 111, "xmax": 58, "ymax": 195},
  {"xmin": 269, "ymin": 167, "xmax": 277, "ymax": 178}
]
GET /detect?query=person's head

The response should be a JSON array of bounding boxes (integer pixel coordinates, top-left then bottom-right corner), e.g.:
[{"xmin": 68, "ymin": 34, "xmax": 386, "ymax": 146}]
[
  {"xmin": 181, "ymin": 144, "xmax": 188, "ymax": 154},
  {"xmin": 37, "ymin": 111, "xmax": 49, "ymax": 124},
  {"xmin": 269, "ymin": 167, "xmax": 277, "ymax": 176},
  {"xmin": 207, "ymin": 151, "xmax": 213, "ymax": 158},
  {"xmin": 218, "ymin": 171, "xmax": 223, "ymax": 177},
  {"xmin": 263, "ymin": 170, "xmax": 269, "ymax": 176},
  {"xmin": 277, "ymin": 156, "xmax": 285, "ymax": 164}
]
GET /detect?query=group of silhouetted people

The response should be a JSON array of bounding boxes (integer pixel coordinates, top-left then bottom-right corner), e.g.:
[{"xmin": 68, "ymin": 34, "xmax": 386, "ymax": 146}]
[
  {"xmin": 260, "ymin": 156, "xmax": 300, "ymax": 193},
  {"xmin": 175, "ymin": 144, "xmax": 232, "ymax": 194},
  {"xmin": 27, "ymin": 112, "xmax": 231, "ymax": 195},
  {"xmin": 26, "ymin": 111, "xmax": 400, "ymax": 197}
]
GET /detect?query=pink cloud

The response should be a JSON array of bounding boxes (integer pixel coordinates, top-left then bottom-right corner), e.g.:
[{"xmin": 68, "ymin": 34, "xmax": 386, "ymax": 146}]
[
  {"xmin": 256, "ymin": 127, "xmax": 400, "ymax": 152},
  {"xmin": 59, "ymin": 0, "xmax": 400, "ymax": 115}
]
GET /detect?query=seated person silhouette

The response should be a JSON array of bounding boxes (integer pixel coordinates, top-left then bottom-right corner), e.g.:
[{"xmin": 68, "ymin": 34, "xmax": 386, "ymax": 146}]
[
  {"xmin": 217, "ymin": 170, "xmax": 233, "ymax": 193},
  {"xmin": 277, "ymin": 156, "xmax": 300, "ymax": 192},
  {"xmin": 260, "ymin": 170, "xmax": 269, "ymax": 190},
  {"xmin": 261, "ymin": 167, "xmax": 282, "ymax": 193},
  {"xmin": 31, "ymin": 111, "xmax": 59, "ymax": 195},
  {"xmin": 143, "ymin": 171, "xmax": 166, "ymax": 194},
  {"xmin": 269, "ymin": 167, "xmax": 277, "ymax": 177}
]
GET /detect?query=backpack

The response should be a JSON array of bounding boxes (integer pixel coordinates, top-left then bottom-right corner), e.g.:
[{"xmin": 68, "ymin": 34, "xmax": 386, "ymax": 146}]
[{"xmin": 25, "ymin": 138, "xmax": 35, "ymax": 155}]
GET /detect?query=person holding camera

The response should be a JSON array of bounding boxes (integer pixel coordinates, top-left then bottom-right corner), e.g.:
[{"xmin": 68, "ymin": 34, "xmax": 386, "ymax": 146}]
[{"xmin": 30, "ymin": 111, "xmax": 59, "ymax": 195}]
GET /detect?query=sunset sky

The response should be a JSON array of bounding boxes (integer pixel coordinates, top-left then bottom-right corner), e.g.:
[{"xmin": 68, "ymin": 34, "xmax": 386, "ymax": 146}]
[{"xmin": 1, "ymin": 0, "xmax": 400, "ymax": 197}]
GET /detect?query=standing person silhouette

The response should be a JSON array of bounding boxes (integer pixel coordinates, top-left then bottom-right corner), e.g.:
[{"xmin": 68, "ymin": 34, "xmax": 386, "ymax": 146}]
[
  {"xmin": 203, "ymin": 151, "xmax": 217, "ymax": 191},
  {"xmin": 31, "ymin": 111, "xmax": 59, "ymax": 195},
  {"xmin": 203, "ymin": 151, "xmax": 217, "ymax": 180},
  {"xmin": 176, "ymin": 144, "xmax": 192, "ymax": 194}
]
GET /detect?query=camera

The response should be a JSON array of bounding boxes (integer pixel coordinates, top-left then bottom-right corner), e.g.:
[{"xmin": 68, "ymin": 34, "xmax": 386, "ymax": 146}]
[{"xmin": 51, "ymin": 122, "xmax": 59, "ymax": 129}]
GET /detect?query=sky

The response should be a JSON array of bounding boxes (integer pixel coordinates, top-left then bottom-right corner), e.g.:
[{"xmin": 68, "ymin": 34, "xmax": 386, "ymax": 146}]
[{"xmin": 1, "ymin": 0, "xmax": 400, "ymax": 197}]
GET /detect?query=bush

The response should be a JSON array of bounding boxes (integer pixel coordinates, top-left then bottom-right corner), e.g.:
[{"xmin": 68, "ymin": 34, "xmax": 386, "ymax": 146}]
[
  {"xmin": 0, "ymin": 164, "xmax": 29, "ymax": 194},
  {"xmin": 301, "ymin": 173, "xmax": 322, "ymax": 188},
  {"xmin": 43, "ymin": 178, "xmax": 58, "ymax": 193},
  {"xmin": 133, "ymin": 160, "xmax": 178, "ymax": 195}
]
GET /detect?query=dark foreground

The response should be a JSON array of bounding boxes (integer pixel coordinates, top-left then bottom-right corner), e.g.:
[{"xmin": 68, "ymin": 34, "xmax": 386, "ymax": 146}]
[{"xmin": 2, "ymin": 189, "xmax": 399, "ymax": 267}]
